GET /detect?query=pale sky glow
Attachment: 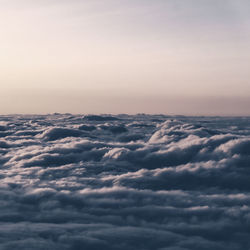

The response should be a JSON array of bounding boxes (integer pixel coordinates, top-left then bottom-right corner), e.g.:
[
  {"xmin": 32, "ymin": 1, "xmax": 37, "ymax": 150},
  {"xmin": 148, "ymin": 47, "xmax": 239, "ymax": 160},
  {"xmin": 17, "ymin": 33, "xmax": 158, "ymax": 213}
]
[{"xmin": 1, "ymin": 0, "xmax": 250, "ymax": 115}]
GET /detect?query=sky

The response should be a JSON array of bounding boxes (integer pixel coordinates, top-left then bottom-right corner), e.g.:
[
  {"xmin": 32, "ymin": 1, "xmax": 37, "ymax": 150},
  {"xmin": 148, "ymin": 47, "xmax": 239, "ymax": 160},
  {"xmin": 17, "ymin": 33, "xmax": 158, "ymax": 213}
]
[{"xmin": 1, "ymin": 0, "xmax": 250, "ymax": 115}]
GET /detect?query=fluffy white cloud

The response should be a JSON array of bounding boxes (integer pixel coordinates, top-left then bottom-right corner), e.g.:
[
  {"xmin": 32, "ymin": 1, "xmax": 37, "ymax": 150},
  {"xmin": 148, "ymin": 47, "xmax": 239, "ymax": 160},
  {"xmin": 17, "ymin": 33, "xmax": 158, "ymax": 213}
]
[{"xmin": 0, "ymin": 114, "xmax": 250, "ymax": 249}]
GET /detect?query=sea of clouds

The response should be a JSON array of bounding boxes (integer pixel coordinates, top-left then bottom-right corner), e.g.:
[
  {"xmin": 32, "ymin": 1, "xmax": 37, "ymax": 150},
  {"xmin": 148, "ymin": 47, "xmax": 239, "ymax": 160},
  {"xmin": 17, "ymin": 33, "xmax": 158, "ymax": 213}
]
[{"xmin": 0, "ymin": 114, "xmax": 250, "ymax": 250}]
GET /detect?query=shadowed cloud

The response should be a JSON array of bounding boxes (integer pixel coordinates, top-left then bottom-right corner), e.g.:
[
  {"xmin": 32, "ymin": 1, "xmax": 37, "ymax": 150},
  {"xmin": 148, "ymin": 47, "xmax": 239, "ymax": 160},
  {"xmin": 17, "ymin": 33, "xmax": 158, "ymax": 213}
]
[{"xmin": 0, "ymin": 114, "xmax": 250, "ymax": 249}]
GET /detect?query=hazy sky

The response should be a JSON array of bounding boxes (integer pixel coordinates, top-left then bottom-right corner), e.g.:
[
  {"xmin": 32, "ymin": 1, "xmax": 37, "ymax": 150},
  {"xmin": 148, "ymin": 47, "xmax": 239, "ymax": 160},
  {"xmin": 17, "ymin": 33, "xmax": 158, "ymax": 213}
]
[{"xmin": 1, "ymin": 0, "xmax": 250, "ymax": 115}]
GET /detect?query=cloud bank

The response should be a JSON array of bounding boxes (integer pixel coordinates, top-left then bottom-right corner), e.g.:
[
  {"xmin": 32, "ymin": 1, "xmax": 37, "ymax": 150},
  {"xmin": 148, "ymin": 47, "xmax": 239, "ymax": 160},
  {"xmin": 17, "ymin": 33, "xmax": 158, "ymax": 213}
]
[{"xmin": 0, "ymin": 114, "xmax": 250, "ymax": 249}]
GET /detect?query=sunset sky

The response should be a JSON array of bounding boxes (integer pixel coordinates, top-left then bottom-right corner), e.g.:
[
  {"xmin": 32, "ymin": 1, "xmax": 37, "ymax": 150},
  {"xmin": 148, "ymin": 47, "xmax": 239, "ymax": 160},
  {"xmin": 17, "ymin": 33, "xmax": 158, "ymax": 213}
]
[{"xmin": 1, "ymin": 0, "xmax": 250, "ymax": 115}]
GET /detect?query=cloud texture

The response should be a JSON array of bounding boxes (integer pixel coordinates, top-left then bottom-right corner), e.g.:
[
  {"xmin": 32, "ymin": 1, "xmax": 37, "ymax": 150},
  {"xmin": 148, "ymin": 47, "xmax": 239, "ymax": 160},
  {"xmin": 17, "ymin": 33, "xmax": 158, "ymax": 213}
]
[{"xmin": 0, "ymin": 114, "xmax": 250, "ymax": 249}]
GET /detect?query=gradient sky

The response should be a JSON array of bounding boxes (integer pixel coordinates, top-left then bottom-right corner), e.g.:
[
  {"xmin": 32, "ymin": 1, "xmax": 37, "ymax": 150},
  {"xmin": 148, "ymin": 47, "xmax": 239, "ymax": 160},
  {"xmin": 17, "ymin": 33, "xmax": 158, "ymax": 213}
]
[{"xmin": 1, "ymin": 0, "xmax": 250, "ymax": 115}]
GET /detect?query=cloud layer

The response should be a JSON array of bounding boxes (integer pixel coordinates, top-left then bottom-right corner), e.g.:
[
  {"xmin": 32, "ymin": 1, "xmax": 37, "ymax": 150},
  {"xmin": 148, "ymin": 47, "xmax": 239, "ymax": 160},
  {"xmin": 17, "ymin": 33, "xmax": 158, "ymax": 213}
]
[{"xmin": 0, "ymin": 114, "xmax": 250, "ymax": 249}]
